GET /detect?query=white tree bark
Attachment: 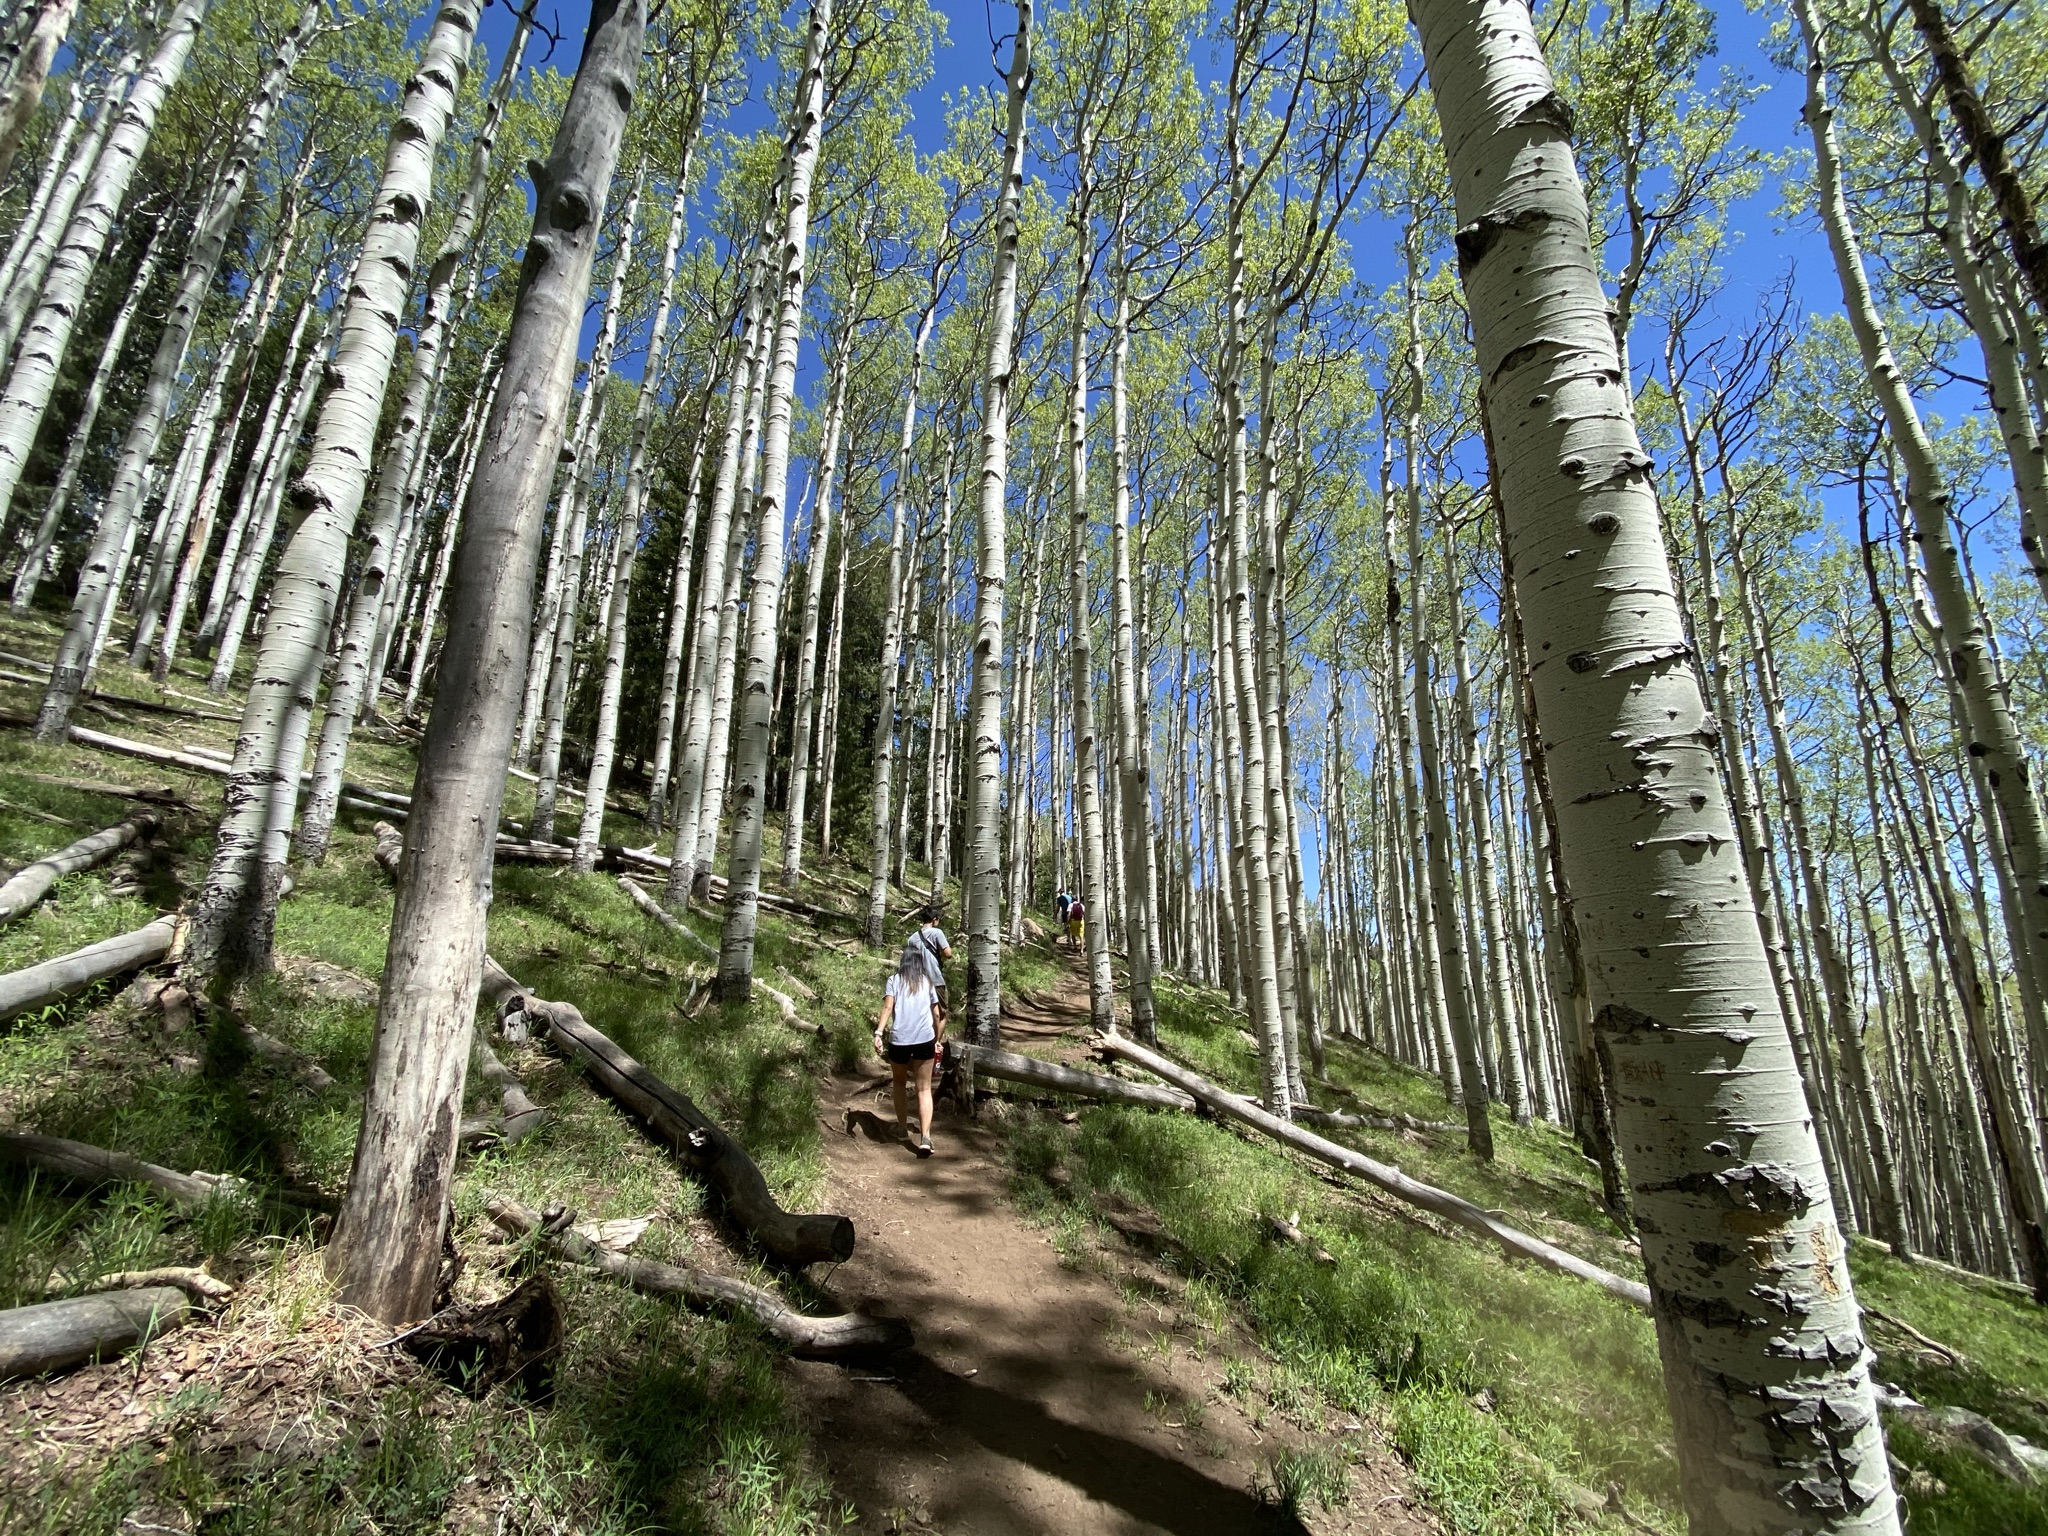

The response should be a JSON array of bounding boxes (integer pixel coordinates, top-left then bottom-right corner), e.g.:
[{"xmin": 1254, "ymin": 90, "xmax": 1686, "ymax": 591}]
[
  {"xmin": 1106, "ymin": 270, "xmax": 1156, "ymax": 1038},
  {"xmin": 715, "ymin": 0, "xmax": 831, "ymax": 994},
  {"xmin": 0, "ymin": 1, "xmax": 205, "ymax": 547},
  {"xmin": 8, "ymin": 219, "xmax": 163, "ymax": 609},
  {"xmin": 644, "ymin": 390, "xmax": 714, "ymax": 826},
  {"xmin": 328, "ymin": 0, "xmax": 644, "ymax": 1326},
  {"xmin": 778, "ymin": 316, "xmax": 851, "ymax": 886},
  {"xmin": 204, "ymin": 311, "xmax": 329, "ymax": 691},
  {"xmin": 576, "ymin": 135, "xmax": 702, "ymax": 870},
  {"xmin": 185, "ymin": 0, "xmax": 481, "ymax": 982},
  {"xmin": 296, "ymin": 15, "xmax": 531, "ymax": 863},
  {"xmin": 0, "ymin": 28, "xmax": 122, "ymax": 367},
  {"xmin": 0, "ymin": 62, "xmax": 89, "ymax": 326},
  {"xmin": 0, "ymin": 0, "xmax": 78, "ymax": 187},
  {"xmin": 1413, "ymin": 0, "xmax": 1897, "ymax": 1526},
  {"xmin": 864, "ymin": 300, "xmax": 936, "ymax": 945},
  {"xmin": 962, "ymin": 1, "xmax": 1030, "ymax": 1046},
  {"xmin": 34, "ymin": 0, "xmax": 311, "ymax": 735},
  {"xmin": 665, "ymin": 210, "xmax": 777, "ymax": 902}
]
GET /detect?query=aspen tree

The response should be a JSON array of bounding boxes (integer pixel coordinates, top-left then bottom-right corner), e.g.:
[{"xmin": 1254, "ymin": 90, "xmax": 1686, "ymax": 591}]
[
  {"xmin": 186, "ymin": 0, "xmax": 481, "ymax": 983},
  {"xmin": 578, "ymin": 117, "xmax": 709, "ymax": 870},
  {"xmin": 0, "ymin": 59, "xmax": 91, "ymax": 318},
  {"xmin": 404, "ymin": 362, "xmax": 501, "ymax": 717},
  {"xmin": 645, "ymin": 388, "xmax": 716, "ymax": 826},
  {"xmin": 1409, "ymin": 0, "xmax": 1897, "ymax": 1525},
  {"xmin": 35, "ymin": 0, "xmax": 314, "ymax": 736},
  {"xmin": 329, "ymin": 0, "xmax": 645, "ymax": 1325},
  {"xmin": 1794, "ymin": 0, "xmax": 2048, "ymax": 1276},
  {"xmin": 0, "ymin": 0, "xmax": 207, "ymax": 541},
  {"xmin": 962, "ymin": 0, "xmax": 1031, "ymax": 1046},
  {"xmin": 779, "ymin": 315, "xmax": 854, "ymax": 885},
  {"xmin": 9, "ymin": 220, "xmax": 164, "ymax": 609},
  {"xmin": 717, "ymin": 0, "xmax": 833, "ymax": 991},
  {"xmin": 296, "ymin": 9, "xmax": 533, "ymax": 862},
  {"xmin": 0, "ymin": 0, "xmax": 76, "ymax": 186}
]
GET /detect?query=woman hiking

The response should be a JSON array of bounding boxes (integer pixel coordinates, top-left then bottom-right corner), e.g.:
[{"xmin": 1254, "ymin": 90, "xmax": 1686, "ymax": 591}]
[{"xmin": 874, "ymin": 935, "xmax": 946, "ymax": 1156}]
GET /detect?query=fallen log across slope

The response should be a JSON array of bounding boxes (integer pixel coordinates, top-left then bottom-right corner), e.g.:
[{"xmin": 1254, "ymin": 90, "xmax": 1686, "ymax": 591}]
[
  {"xmin": 0, "ymin": 1287, "xmax": 192, "ymax": 1380},
  {"xmin": 487, "ymin": 1198, "xmax": 905, "ymax": 1359},
  {"xmin": 478, "ymin": 959, "xmax": 854, "ymax": 1266},
  {"xmin": 947, "ymin": 1040, "xmax": 1196, "ymax": 1111},
  {"xmin": 1096, "ymin": 1034, "xmax": 1652, "ymax": 1313},
  {"xmin": 616, "ymin": 877, "xmax": 819, "ymax": 1034},
  {"xmin": 0, "ymin": 812, "xmax": 157, "ymax": 923},
  {"xmin": 0, "ymin": 913, "xmax": 180, "ymax": 1024},
  {"xmin": 0, "ymin": 1130, "xmax": 337, "ymax": 1218}
]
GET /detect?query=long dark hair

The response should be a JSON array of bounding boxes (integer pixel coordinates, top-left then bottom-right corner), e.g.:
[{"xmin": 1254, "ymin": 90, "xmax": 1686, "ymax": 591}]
[{"xmin": 896, "ymin": 941, "xmax": 931, "ymax": 992}]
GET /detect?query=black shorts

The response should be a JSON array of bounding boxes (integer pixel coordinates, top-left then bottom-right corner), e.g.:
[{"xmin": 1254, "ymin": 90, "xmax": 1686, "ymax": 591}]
[{"xmin": 886, "ymin": 1039, "xmax": 936, "ymax": 1063}]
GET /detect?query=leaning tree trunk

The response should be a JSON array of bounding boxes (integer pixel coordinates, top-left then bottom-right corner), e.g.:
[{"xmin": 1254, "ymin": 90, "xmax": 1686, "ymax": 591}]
[
  {"xmin": 716, "ymin": 0, "xmax": 832, "ymax": 996},
  {"xmin": 184, "ymin": 0, "xmax": 480, "ymax": 985},
  {"xmin": 37, "ymin": 0, "xmax": 313, "ymax": 734},
  {"xmin": 0, "ymin": 62, "xmax": 89, "ymax": 327},
  {"xmin": 0, "ymin": 0, "xmax": 77, "ymax": 187},
  {"xmin": 9, "ymin": 220, "xmax": 164, "ymax": 610},
  {"xmin": 326, "ymin": 0, "xmax": 644, "ymax": 1327},
  {"xmin": 0, "ymin": 38, "xmax": 133, "ymax": 372},
  {"xmin": 576, "ymin": 123, "xmax": 704, "ymax": 871},
  {"xmin": 962, "ymin": 1, "xmax": 1030, "ymax": 1047},
  {"xmin": 1798, "ymin": 0, "xmax": 2048, "ymax": 1235},
  {"xmin": 0, "ymin": 0, "xmax": 207, "ymax": 550},
  {"xmin": 1410, "ymin": 0, "xmax": 1898, "ymax": 1528},
  {"xmin": 295, "ymin": 9, "xmax": 531, "ymax": 864}
]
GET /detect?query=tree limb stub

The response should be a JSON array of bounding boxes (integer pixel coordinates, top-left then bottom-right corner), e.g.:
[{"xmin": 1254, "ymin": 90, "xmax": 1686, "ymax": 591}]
[
  {"xmin": 487, "ymin": 1197, "xmax": 904, "ymax": 1359},
  {"xmin": 0, "ymin": 812, "xmax": 156, "ymax": 923},
  {"xmin": 0, "ymin": 1286, "xmax": 191, "ymax": 1380},
  {"xmin": 0, "ymin": 912, "xmax": 179, "ymax": 1024},
  {"xmin": 478, "ymin": 958, "xmax": 853, "ymax": 1265},
  {"xmin": 1096, "ymin": 1033, "xmax": 1651, "ymax": 1311}
]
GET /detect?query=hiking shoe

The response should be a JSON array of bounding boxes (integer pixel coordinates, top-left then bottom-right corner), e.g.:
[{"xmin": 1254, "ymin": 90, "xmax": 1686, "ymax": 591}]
[{"xmin": 915, "ymin": 1135, "xmax": 933, "ymax": 1158}]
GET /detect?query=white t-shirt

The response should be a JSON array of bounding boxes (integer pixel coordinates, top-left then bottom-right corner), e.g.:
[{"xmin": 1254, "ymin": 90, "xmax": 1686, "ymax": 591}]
[{"xmin": 885, "ymin": 973, "xmax": 936, "ymax": 1045}]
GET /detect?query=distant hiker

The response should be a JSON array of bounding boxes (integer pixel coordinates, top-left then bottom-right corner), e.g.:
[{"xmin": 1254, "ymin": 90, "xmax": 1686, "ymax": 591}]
[
  {"xmin": 875, "ymin": 938, "xmax": 945, "ymax": 1156},
  {"xmin": 1066, "ymin": 895, "xmax": 1085, "ymax": 950},
  {"xmin": 1054, "ymin": 890, "xmax": 1071, "ymax": 926}
]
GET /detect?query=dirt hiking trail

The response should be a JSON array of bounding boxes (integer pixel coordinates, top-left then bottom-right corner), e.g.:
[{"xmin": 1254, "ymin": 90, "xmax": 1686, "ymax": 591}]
[{"xmin": 791, "ymin": 954, "xmax": 1437, "ymax": 1536}]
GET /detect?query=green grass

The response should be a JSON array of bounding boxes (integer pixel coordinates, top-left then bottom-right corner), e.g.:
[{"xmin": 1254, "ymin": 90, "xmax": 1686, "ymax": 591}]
[{"xmin": 988, "ymin": 964, "xmax": 2048, "ymax": 1536}]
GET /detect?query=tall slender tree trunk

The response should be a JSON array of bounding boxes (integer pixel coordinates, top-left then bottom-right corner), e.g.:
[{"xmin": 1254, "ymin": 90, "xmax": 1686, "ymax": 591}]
[
  {"xmin": 329, "ymin": 0, "xmax": 643, "ymax": 1325},
  {"xmin": 184, "ymin": 0, "xmax": 480, "ymax": 984},
  {"xmin": 0, "ymin": 0, "xmax": 207, "ymax": 582},
  {"xmin": 403, "ymin": 360, "xmax": 499, "ymax": 717},
  {"xmin": 816, "ymin": 505, "xmax": 851, "ymax": 855},
  {"xmin": 1109, "ymin": 267, "xmax": 1155, "ymax": 1036},
  {"xmin": 718, "ymin": 0, "xmax": 832, "ymax": 993},
  {"xmin": 1005, "ymin": 516, "xmax": 1049, "ymax": 941},
  {"xmin": 9, "ymin": 218, "xmax": 163, "ymax": 609},
  {"xmin": 864, "ymin": 298, "xmax": 937, "ymax": 945},
  {"xmin": 666, "ymin": 210, "xmax": 777, "ymax": 902},
  {"xmin": 645, "ymin": 387, "xmax": 715, "ymax": 827},
  {"xmin": 1412, "ymin": 0, "xmax": 1896, "ymax": 1525},
  {"xmin": 963, "ymin": 0, "xmax": 1031, "ymax": 1047},
  {"xmin": 36, "ymin": 0, "xmax": 308, "ymax": 734},
  {"xmin": 296, "ymin": 11, "xmax": 532, "ymax": 862},
  {"xmin": 779, "ymin": 313, "xmax": 853, "ymax": 886},
  {"xmin": 0, "ymin": 61, "xmax": 90, "ymax": 327},
  {"xmin": 577, "ymin": 134, "xmax": 702, "ymax": 870},
  {"xmin": 0, "ymin": 0, "xmax": 77, "ymax": 186}
]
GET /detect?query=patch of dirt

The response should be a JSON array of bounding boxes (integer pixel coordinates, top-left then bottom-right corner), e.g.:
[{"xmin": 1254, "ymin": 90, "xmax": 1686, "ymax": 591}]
[{"xmin": 787, "ymin": 960, "xmax": 1437, "ymax": 1536}]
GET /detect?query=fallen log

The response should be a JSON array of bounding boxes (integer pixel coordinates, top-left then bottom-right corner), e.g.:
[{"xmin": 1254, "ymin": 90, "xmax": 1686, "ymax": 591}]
[
  {"xmin": 618, "ymin": 875, "xmax": 715, "ymax": 958},
  {"xmin": 949, "ymin": 1041, "xmax": 1196, "ymax": 1111},
  {"xmin": 0, "ymin": 913, "xmax": 180, "ymax": 1024},
  {"xmin": 0, "ymin": 1129, "xmax": 336, "ymax": 1216},
  {"xmin": 1097, "ymin": 1034, "xmax": 1652, "ymax": 1312},
  {"xmin": 0, "ymin": 667, "xmax": 238, "ymax": 723},
  {"xmin": 21, "ymin": 773, "xmax": 187, "ymax": 806},
  {"xmin": 1264, "ymin": 1211, "xmax": 1337, "ymax": 1265},
  {"xmin": 0, "ymin": 1286, "xmax": 191, "ymax": 1379},
  {"xmin": 0, "ymin": 795, "xmax": 83, "ymax": 828},
  {"xmin": 54, "ymin": 724, "xmax": 237, "ymax": 779},
  {"xmin": 488, "ymin": 1198, "xmax": 906, "ymax": 1359},
  {"xmin": 479, "ymin": 959, "xmax": 853, "ymax": 1266},
  {"xmin": 0, "ymin": 814, "xmax": 157, "ymax": 924},
  {"xmin": 1293, "ymin": 1103, "xmax": 1455, "ymax": 1135}
]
